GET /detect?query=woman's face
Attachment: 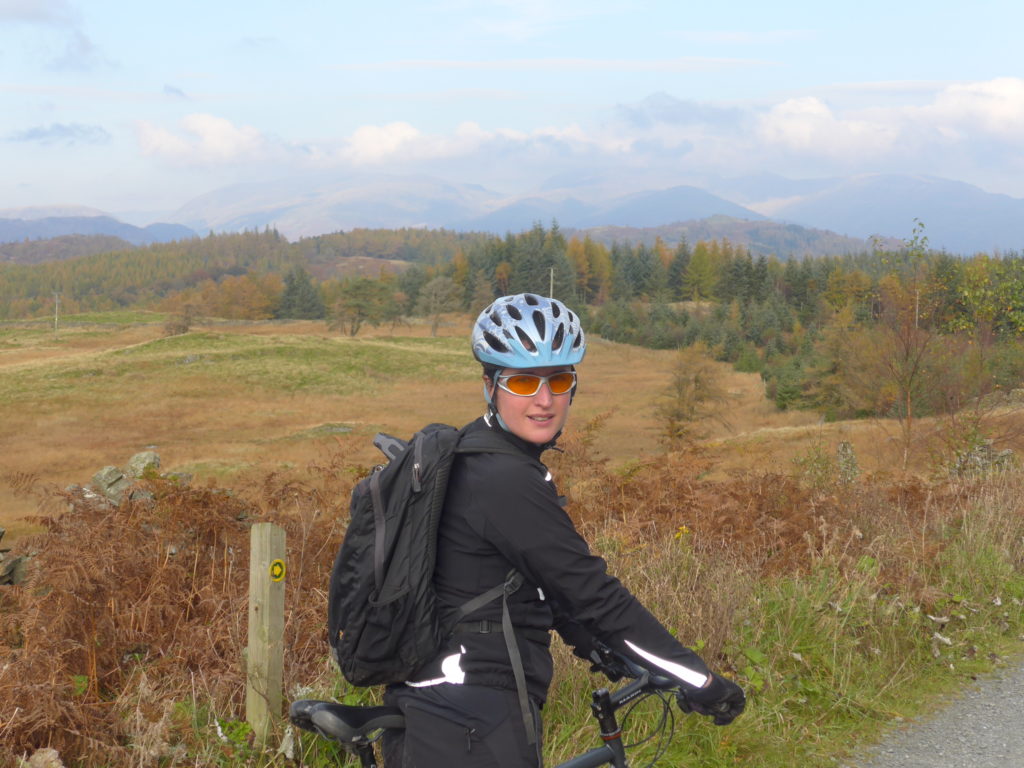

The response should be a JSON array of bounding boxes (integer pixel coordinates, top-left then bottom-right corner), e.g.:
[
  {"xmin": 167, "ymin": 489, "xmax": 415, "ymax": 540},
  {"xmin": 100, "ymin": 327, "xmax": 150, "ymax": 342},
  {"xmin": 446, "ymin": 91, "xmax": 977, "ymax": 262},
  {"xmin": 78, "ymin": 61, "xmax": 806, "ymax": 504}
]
[{"xmin": 486, "ymin": 365, "xmax": 574, "ymax": 445}]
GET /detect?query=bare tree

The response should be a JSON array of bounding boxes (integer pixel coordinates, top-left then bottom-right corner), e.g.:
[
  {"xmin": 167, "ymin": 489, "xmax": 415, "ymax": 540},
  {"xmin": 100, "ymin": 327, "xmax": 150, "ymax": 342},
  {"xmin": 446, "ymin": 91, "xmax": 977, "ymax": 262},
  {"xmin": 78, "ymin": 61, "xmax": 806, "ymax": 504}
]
[{"xmin": 415, "ymin": 276, "xmax": 461, "ymax": 337}]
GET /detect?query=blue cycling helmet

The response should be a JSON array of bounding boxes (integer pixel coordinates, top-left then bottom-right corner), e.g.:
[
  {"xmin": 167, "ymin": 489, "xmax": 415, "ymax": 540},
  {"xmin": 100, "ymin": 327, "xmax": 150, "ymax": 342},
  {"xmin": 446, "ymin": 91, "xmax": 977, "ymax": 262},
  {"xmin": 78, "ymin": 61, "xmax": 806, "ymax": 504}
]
[{"xmin": 472, "ymin": 293, "xmax": 586, "ymax": 368}]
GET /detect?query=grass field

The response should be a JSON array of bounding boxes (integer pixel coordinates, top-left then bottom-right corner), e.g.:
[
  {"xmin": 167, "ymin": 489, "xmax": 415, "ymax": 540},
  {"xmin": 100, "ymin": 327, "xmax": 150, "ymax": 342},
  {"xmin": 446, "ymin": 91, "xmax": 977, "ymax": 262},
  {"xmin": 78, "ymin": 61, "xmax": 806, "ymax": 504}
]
[{"xmin": 0, "ymin": 313, "xmax": 823, "ymax": 540}]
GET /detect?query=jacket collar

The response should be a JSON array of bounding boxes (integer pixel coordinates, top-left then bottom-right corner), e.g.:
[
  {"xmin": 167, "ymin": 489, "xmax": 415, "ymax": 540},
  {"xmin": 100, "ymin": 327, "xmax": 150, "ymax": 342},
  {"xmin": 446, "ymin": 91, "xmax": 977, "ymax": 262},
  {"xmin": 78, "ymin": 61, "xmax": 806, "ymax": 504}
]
[{"xmin": 479, "ymin": 413, "xmax": 557, "ymax": 458}]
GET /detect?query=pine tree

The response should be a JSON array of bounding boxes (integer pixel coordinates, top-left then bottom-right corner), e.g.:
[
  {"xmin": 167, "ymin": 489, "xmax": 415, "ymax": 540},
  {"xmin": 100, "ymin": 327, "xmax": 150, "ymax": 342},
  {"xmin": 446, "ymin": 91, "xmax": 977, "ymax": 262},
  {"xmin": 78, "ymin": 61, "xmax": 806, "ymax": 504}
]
[
  {"xmin": 667, "ymin": 240, "xmax": 691, "ymax": 301},
  {"xmin": 276, "ymin": 266, "xmax": 326, "ymax": 319}
]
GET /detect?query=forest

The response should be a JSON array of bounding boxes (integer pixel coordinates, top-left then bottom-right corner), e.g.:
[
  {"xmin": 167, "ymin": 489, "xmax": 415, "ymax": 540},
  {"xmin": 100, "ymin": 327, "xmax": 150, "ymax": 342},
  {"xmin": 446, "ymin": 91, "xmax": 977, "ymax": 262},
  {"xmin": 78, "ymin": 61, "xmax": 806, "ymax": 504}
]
[{"xmin": 3, "ymin": 221, "xmax": 1024, "ymax": 430}]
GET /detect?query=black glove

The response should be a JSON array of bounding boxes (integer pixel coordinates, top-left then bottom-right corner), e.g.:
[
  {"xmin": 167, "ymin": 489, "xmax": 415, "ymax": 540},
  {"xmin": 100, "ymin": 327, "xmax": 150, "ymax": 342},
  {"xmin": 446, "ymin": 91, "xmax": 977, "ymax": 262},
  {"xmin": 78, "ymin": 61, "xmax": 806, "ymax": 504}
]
[{"xmin": 682, "ymin": 672, "xmax": 745, "ymax": 725}]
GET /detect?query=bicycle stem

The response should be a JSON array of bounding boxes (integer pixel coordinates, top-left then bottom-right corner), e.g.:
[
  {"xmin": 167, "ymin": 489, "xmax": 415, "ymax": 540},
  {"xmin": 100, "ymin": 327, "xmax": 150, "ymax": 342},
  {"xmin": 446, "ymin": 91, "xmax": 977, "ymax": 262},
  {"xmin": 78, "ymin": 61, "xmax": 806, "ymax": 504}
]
[{"xmin": 591, "ymin": 688, "xmax": 629, "ymax": 766}]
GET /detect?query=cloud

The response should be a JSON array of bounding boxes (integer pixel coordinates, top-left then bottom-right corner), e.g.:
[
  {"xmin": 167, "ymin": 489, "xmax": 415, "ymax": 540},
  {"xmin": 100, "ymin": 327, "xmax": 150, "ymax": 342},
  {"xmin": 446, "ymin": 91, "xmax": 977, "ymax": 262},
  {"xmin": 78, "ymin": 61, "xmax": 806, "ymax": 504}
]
[
  {"xmin": 616, "ymin": 92, "xmax": 747, "ymax": 131},
  {"xmin": 6, "ymin": 122, "xmax": 110, "ymax": 145},
  {"xmin": 921, "ymin": 78, "xmax": 1024, "ymax": 142},
  {"xmin": 756, "ymin": 96, "xmax": 899, "ymax": 158},
  {"xmin": 0, "ymin": 0, "xmax": 76, "ymax": 25},
  {"xmin": 131, "ymin": 78, "xmax": 1024, "ymax": 199},
  {"xmin": 331, "ymin": 119, "xmax": 635, "ymax": 169},
  {"xmin": 137, "ymin": 114, "xmax": 269, "ymax": 164},
  {"xmin": 341, "ymin": 122, "xmax": 424, "ymax": 164},
  {"xmin": 48, "ymin": 28, "xmax": 107, "ymax": 71},
  {"xmin": 1, "ymin": 1, "xmax": 109, "ymax": 71},
  {"xmin": 163, "ymin": 84, "xmax": 188, "ymax": 99}
]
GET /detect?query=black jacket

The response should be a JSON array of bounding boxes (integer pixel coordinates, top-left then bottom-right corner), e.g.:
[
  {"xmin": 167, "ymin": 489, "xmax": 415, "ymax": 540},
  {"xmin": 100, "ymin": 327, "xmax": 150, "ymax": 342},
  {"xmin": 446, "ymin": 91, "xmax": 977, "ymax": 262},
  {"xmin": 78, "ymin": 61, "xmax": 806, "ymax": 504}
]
[{"xmin": 408, "ymin": 415, "xmax": 711, "ymax": 704}]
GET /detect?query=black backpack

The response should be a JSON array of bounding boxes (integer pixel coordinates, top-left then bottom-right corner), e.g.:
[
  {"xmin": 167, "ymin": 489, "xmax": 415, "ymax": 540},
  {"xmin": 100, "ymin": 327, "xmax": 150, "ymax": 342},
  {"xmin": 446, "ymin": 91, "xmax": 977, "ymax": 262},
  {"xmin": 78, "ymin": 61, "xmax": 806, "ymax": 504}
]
[{"xmin": 327, "ymin": 422, "xmax": 522, "ymax": 687}]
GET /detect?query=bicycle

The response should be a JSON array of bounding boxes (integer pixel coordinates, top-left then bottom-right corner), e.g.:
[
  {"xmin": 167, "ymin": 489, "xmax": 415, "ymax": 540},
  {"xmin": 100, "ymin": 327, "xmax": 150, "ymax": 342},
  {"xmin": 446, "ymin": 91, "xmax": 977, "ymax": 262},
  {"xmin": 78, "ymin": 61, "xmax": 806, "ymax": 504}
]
[{"xmin": 289, "ymin": 651, "xmax": 728, "ymax": 767}]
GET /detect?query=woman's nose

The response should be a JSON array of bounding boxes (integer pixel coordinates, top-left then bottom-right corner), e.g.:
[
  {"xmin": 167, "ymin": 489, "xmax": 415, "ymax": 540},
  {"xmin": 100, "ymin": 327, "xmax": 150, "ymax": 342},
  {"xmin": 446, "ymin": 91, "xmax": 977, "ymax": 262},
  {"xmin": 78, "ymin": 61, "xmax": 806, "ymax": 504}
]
[{"xmin": 534, "ymin": 381, "xmax": 554, "ymax": 405}]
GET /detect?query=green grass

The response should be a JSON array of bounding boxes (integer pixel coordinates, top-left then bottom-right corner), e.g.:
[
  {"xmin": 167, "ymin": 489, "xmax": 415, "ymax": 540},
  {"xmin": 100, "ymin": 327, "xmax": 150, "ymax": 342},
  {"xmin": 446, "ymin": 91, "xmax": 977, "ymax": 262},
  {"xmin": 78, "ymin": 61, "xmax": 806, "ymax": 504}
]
[
  {"xmin": 60, "ymin": 310, "xmax": 168, "ymax": 325},
  {"xmin": 0, "ymin": 331, "xmax": 478, "ymax": 403}
]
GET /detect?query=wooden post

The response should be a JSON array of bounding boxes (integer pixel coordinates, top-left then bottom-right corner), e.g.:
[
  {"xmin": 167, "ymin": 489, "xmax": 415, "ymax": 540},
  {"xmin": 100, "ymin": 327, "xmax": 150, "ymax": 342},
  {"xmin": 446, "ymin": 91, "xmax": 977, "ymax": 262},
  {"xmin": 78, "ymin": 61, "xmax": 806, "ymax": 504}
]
[{"xmin": 247, "ymin": 522, "xmax": 286, "ymax": 744}]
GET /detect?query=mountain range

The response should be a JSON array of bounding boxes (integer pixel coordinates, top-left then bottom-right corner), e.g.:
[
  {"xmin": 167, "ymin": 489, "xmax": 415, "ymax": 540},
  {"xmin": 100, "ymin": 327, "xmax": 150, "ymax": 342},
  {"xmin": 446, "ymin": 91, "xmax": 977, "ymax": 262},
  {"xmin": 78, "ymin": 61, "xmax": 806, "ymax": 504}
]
[
  {"xmin": 0, "ymin": 210, "xmax": 197, "ymax": 247},
  {"xmin": 3, "ymin": 172, "xmax": 1023, "ymax": 258},
  {"xmin": 163, "ymin": 171, "xmax": 1024, "ymax": 255}
]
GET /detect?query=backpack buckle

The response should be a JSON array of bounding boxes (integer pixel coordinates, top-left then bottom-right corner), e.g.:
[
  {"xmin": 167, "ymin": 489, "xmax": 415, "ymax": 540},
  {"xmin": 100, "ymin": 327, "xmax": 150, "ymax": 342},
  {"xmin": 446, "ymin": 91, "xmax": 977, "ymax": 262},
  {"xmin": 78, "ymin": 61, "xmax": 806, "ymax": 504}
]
[{"xmin": 454, "ymin": 619, "xmax": 496, "ymax": 635}]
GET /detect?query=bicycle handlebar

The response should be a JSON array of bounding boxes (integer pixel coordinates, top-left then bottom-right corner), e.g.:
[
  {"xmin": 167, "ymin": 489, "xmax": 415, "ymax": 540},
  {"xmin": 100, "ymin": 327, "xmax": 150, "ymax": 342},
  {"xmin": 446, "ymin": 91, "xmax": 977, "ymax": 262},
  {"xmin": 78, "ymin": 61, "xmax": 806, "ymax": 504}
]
[{"xmin": 588, "ymin": 644, "xmax": 692, "ymax": 710}]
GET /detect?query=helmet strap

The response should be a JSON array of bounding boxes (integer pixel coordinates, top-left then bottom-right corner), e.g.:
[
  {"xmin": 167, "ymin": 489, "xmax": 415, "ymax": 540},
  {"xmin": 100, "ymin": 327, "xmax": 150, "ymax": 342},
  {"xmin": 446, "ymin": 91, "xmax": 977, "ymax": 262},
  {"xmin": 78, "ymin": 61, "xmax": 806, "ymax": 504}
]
[{"xmin": 483, "ymin": 367, "xmax": 512, "ymax": 433}]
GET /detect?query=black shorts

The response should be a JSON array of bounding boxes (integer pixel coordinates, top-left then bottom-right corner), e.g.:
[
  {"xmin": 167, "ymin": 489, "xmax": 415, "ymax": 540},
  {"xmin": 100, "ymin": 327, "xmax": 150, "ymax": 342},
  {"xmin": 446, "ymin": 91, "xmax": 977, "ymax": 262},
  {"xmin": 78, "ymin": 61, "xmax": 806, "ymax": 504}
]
[{"xmin": 382, "ymin": 684, "xmax": 542, "ymax": 768}]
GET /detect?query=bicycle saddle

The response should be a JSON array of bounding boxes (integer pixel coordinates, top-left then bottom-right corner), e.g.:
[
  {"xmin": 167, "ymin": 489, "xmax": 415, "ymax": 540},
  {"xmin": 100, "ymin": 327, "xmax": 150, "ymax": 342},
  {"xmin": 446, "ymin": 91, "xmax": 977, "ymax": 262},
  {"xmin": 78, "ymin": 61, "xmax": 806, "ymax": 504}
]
[{"xmin": 290, "ymin": 699, "xmax": 405, "ymax": 743}]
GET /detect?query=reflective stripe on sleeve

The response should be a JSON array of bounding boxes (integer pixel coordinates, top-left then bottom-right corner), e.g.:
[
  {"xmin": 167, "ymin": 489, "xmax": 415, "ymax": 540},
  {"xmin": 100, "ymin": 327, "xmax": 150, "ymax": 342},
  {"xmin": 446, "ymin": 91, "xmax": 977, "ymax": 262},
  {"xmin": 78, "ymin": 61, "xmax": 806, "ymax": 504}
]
[{"xmin": 624, "ymin": 639, "xmax": 709, "ymax": 688}]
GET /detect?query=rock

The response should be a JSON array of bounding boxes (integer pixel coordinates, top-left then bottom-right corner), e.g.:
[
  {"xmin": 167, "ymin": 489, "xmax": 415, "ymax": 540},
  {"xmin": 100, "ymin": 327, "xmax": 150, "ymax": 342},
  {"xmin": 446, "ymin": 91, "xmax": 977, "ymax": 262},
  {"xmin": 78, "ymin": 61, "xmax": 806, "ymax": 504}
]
[
  {"xmin": 91, "ymin": 465, "xmax": 132, "ymax": 504},
  {"xmin": 951, "ymin": 439, "xmax": 1016, "ymax": 477},
  {"xmin": 1, "ymin": 553, "xmax": 27, "ymax": 585},
  {"xmin": 23, "ymin": 747, "xmax": 65, "ymax": 767},
  {"xmin": 164, "ymin": 472, "xmax": 192, "ymax": 486},
  {"xmin": 126, "ymin": 451, "xmax": 160, "ymax": 479}
]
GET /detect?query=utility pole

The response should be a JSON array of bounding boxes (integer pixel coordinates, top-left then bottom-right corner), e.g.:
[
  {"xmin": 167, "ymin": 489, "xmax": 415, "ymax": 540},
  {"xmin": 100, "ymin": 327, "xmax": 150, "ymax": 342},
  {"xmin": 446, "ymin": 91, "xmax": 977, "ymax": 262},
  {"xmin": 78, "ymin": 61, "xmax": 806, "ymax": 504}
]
[
  {"xmin": 549, "ymin": 267, "xmax": 554, "ymax": 298},
  {"xmin": 53, "ymin": 292, "xmax": 61, "ymax": 333}
]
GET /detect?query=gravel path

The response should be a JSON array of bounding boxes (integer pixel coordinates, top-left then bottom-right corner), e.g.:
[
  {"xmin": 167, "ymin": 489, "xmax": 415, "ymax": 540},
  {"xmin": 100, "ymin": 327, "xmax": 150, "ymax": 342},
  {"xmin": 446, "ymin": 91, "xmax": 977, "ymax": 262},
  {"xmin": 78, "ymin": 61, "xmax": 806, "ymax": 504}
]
[{"xmin": 842, "ymin": 656, "xmax": 1024, "ymax": 768}]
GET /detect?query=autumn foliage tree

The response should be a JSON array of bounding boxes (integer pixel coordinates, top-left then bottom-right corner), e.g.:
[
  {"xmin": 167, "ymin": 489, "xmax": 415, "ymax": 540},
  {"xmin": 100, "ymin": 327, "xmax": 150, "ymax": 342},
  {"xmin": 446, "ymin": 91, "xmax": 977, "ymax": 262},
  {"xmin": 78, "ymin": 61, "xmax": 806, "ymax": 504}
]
[
  {"xmin": 329, "ymin": 277, "xmax": 393, "ymax": 336},
  {"xmin": 655, "ymin": 343, "xmax": 730, "ymax": 449}
]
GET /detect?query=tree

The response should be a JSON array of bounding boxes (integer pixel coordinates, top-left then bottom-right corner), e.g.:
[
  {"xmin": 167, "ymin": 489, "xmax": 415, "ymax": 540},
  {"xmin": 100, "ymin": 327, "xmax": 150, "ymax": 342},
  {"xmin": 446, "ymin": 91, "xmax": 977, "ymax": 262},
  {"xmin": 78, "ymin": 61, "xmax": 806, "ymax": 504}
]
[
  {"xmin": 683, "ymin": 241, "xmax": 718, "ymax": 301},
  {"xmin": 469, "ymin": 269, "xmax": 495, "ymax": 313},
  {"xmin": 415, "ymin": 276, "xmax": 462, "ymax": 336},
  {"xmin": 667, "ymin": 240, "xmax": 690, "ymax": 301},
  {"xmin": 276, "ymin": 266, "xmax": 326, "ymax": 319},
  {"xmin": 507, "ymin": 223, "xmax": 575, "ymax": 299},
  {"xmin": 655, "ymin": 343, "xmax": 729, "ymax": 449},
  {"xmin": 824, "ymin": 225, "xmax": 946, "ymax": 469},
  {"xmin": 330, "ymin": 278, "xmax": 391, "ymax": 336}
]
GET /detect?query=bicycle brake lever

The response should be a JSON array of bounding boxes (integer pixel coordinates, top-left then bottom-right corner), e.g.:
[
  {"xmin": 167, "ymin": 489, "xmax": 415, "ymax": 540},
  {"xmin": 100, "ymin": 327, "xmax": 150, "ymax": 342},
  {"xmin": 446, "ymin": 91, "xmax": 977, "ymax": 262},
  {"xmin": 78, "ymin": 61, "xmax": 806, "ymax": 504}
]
[{"xmin": 675, "ymin": 691, "xmax": 695, "ymax": 714}]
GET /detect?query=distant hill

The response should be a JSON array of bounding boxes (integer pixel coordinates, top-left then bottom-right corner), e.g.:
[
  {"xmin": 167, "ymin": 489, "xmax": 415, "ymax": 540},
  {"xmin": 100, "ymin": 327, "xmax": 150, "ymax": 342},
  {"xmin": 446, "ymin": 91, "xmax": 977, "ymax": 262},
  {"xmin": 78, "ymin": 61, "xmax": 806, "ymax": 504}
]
[
  {"xmin": 574, "ymin": 215, "xmax": 892, "ymax": 258},
  {"xmin": 0, "ymin": 215, "xmax": 197, "ymax": 246},
  {"xmin": 171, "ymin": 173, "xmax": 501, "ymax": 236},
  {"xmin": 0, "ymin": 234, "xmax": 134, "ymax": 265},
  {"xmin": 456, "ymin": 185, "xmax": 762, "ymax": 234},
  {"xmin": 579, "ymin": 186, "xmax": 764, "ymax": 227},
  {"xmin": 744, "ymin": 174, "xmax": 1024, "ymax": 255}
]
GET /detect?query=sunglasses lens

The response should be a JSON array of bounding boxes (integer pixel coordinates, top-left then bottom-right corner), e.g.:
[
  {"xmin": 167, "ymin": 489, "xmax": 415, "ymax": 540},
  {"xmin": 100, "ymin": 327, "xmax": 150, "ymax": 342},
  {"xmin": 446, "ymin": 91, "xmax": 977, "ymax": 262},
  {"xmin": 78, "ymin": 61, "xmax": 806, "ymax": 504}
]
[
  {"xmin": 499, "ymin": 371, "xmax": 577, "ymax": 396},
  {"xmin": 504, "ymin": 374, "xmax": 542, "ymax": 395},
  {"xmin": 548, "ymin": 372, "xmax": 576, "ymax": 394}
]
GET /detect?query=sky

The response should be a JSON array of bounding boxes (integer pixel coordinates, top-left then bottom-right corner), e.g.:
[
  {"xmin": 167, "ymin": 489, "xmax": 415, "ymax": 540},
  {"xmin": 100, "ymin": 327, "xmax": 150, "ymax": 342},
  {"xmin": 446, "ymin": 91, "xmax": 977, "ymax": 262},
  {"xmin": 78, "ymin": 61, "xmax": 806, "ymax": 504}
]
[{"xmin": 2, "ymin": 0, "xmax": 1024, "ymax": 219}]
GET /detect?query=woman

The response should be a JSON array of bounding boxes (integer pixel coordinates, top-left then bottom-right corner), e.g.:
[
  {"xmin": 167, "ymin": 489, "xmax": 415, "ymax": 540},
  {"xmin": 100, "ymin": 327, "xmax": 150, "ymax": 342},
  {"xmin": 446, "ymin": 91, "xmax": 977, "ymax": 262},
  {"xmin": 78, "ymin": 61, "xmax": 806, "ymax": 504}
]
[{"xmin": 383, "ymin": 293, "xmax": 744, "ymax": 767}]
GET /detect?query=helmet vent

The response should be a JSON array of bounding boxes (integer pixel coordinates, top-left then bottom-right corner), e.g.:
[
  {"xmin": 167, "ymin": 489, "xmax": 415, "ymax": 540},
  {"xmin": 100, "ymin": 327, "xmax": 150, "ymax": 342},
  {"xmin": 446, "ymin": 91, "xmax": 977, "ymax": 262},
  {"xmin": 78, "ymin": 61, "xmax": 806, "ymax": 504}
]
[
  {"xmin": 572, "ymin": 332, "xmax": 582, "ymax": 349},
  {"xmin": 532, "ymin": 310, "xmax": 546, "ymax": 340},
  {"xmin": 524, "ymin": 293, "xmax": 540, "ymax": 306},
  {"xmin": 515, "ymin": 326, "xmax": 537, "ymax": 352},
  {"xmin": 551, "ymin": 323, "xmax": 565, "ymax": 351},
  {"xmin": 483, "ymin": 331, "xmax": 510, "ymax": 353},
  {"xmin": 489, "ymin": 311, "xmax": 502, "ymax": 326},
  {"xmin": 507, "ymin": 305, "xmax": 522, "ymax": 321},
  {"xmin": 551, "ymin": 302, "xmax": 561, "ymax": 318}
]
